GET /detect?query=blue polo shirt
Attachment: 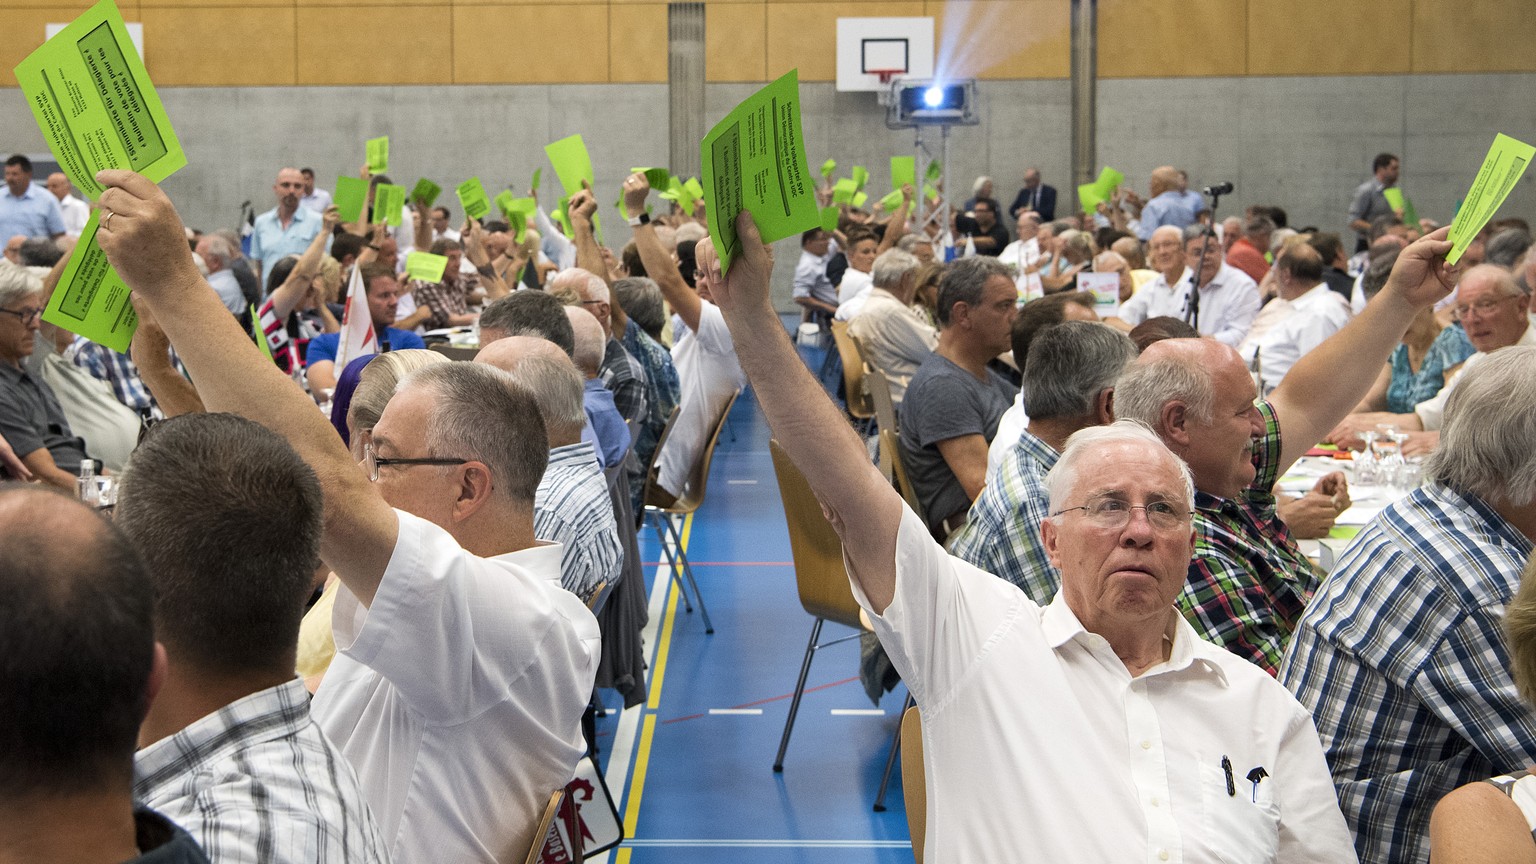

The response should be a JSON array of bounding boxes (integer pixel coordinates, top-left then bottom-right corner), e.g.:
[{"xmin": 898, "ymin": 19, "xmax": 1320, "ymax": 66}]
[
  {"xmin": 0, "ymin": 183, "xmax": 65, "ymax": 240},
  {"xmin": 303, "ymin": 328, "xmax": 426, "ymax": 367},
  {"xmin": 249, "ymin": 205, "xmax": 322, "ymax": 288}
]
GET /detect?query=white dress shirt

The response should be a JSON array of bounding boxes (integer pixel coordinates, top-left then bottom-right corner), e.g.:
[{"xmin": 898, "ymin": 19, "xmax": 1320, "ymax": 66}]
[
  {"xmin": 986, "ymin": 392, "xmax": 1029, "ymax": 476},
  {"xmin": 846, "ymin": 287, "xmax": 936, "ymax": 403},
  {"xmin": 858, "ymin": 505, "xmax": 1357, "ymax": 863},
  {"xmin": 56, "ymin": 193, "xmax": 90, "ymax": 237},
  {"xmin": 313, "ymin": 509, "xmax": 600, "ymax": 863},
  {"xmin": 835, "ymin": 268, "xmax": 875, "ymax": 321},
  {"xmin": 658, "ymin": 301, "xmax": 745, "ymax": 498},
  {"xmin": 301, "ymin": 187, "xmax": 334, "ymax": 212},
  {"xmin": 1000, "ymin": 237, "xmax": 1043, "ymax": 300},
  {"xmin": 1116, "ymin": 265, "xmax": 1260, "ymax": 348},
  {"xmin": 1250, "ymin": 283, "xmax": 1353, "ymax": 394}
]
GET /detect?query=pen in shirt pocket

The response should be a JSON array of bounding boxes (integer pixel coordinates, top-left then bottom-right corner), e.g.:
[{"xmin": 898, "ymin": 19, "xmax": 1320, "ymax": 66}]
[{"xmin": 1222, "ymin": 755, "xmax": 1235, "ymax": 797}]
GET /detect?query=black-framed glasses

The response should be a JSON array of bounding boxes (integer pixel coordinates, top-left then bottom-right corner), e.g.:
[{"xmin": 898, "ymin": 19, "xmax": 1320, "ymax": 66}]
[
  {"xmin": 362, "ymin": 440, "xmax": 467, "ymax": 482},
  {"xmin": 0, "ymin": 306, "xmax": 43, "ymax": 326},
  {"xmin": 1051, "ymin": 496, "xmax": 1191, "ymax": 532}
]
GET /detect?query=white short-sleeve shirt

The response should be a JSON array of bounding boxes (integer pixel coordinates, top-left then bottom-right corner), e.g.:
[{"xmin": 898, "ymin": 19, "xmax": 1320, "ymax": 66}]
[
  {"xmin": 657, "ymin": 300, "xmax": 744, "ymax": 497},
  {"xmin": 854, "ymin": 505, "xmax": 1357, "ymax": 864},
  {"xmin": 313, "ymin": 510, "xmax": 600, "ymax": 863}
]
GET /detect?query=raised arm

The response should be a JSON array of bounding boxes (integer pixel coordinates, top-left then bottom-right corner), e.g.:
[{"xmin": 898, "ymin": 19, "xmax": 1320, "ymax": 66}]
[
  {"xmin": 568, "ymin": 182, "xmax": 612, "ymax": 288},
  {"xmin": 267, "ymin": 206, "xmax": 340, "ymax": 322},
  {"xmin": 621, "ymin": 172, "xmax": 702, "ymax": 331},
  {"xmin": 702, "ymin": 212, "xmax": 903, "ymax": 613},
  {"xmin": 94, "ymin": 169, "xmax": 398, "ymax": 607},
  {"xmin": 128, "ymin": 298, "xmax": 204, "ymax": 418},
  {"xmin": 461, "ymin": 219, "xmax": 510, "ymax": 300},
  {"xmin": 1268, "ymin": 227, "xmax": 1456, "ymax": 472},
  {"xmin": 875, "ymin": 185, "xmax": 913, "ymax": 255}
]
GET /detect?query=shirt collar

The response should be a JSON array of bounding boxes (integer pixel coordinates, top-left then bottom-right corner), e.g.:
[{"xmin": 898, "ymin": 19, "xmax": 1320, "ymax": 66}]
[
  {"xmin": 134, "ymin": 678, "xmax": 311, "ymax": 788},
  {"xmin": 1014, "ymin": 428, "xmax": 1060, "ymax": 469},
  {"xmin": 548, "ymin": 440, "xmax": 599, "ymax": 468},
  {"xmin": 1039, "ymin": 592, "xmax": 1230, "ymax": 686},
  {"xmin": 493, "ymin": 541, "xmax": 564, "ymax": 584}
]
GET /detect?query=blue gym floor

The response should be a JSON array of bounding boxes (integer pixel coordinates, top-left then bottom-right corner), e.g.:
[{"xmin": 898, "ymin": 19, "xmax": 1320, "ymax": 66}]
[{"xmin": 590, "ymin": 335, "xmax": 915, "ymax": 864}]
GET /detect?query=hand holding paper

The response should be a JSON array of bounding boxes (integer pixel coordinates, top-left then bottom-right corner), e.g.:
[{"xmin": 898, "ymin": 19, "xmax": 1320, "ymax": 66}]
[
  {"xmin": 1382, "ymin": 226, "xmax": 1458, "ymax": 308},
  {"xmin": 623, "ymin": 171, "xmax": 652, "ymax": 216},
  {"xmin": 93, "ymin": 170, "xmax": 203, "ymax": 306},
  {"xmin": 697, "ymin": 211, "xmax": 772, "ymax": 316},
  {"xmin": 1445, "ymin": 134, "xmax": 1535, "ymax": 265}
]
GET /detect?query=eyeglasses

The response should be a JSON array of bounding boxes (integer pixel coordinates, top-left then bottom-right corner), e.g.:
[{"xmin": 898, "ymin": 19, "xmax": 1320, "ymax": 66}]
[
  {"xmin": 1051, "ymin": 496, "xmax": 1191, "ymax": 531},
  {"xmin": 0, "ymin": 306, "xmax": 42, "ymax": 325},
  {"xmin": 362, "ymin": 441, "xmax": 467, "ymax": 482},
  {"xmin": 1452, "ymin": 296, "xmax": 1518, "ymax": 321}
]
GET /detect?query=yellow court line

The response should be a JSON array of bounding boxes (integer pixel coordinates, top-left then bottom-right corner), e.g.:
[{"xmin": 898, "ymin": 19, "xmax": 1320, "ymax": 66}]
[
  {"xmin": 646, "ymin": 514, "xmax": 693, "ymax": 712},
  {"xmin": 615, "ymin": 850, "xmax": 631, "ymax": 864},
  {"xmin": 622, "ymin": 713, "xmax": 658, "ymax": 836}
]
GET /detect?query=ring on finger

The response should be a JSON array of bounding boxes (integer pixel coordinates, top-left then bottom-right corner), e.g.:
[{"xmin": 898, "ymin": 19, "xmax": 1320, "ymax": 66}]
[{"xmin": 102, "ymin": 209, "xmax": 114, "ymax": 231}]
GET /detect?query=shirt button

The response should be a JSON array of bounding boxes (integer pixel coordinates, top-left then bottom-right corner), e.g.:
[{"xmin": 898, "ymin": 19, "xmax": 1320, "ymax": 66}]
[
  {"xmin": 1159, "ymin": 851, "xmax": 1170, "ymax": 862},
  {"xmin": 1150, "ymin": 796, "xmax": 1160, "ymax": 807},
  {"xmin": 1141, "ymin": 740, "xmax": 1152, "ymax": 750}
]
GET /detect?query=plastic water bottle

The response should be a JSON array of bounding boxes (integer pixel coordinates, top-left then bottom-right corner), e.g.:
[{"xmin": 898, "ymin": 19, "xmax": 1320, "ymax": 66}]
[{"xmin": 76, "ymin": 461, "xmax": 98, "ymax": 507}]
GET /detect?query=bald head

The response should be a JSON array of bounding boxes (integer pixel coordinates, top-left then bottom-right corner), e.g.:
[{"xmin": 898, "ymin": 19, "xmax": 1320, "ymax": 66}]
[
  {"xmin": 1150, "ymin": 166, "xmax": 1182, "ymax": 197},
  {"xmin": 564, "ymin": 306, "xmax": 606, "ymax": 379},
  {"xmin": 1111, "ymin": 236, "xmax": 1145, "ymax": 269},
  {"xmin": 474, "ymin": 333, "xmax": 570, "ymax": 372},
  {"xmin": 551, "ymin": 268, "xmax": 612, "ymax": 336},
  {"xmin": 475, "ymin": 336, "xmax": 588, "ymax": 446}
]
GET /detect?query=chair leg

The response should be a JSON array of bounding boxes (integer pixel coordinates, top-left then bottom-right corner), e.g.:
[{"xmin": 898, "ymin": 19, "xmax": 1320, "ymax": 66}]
[
  {"xmin": 773, "ymin": 618, "xmax": 824, "ymax": 772},
  {"xmin": 873, "ymin": 691, "xmax": 915, "ymax": 812},
  {"xmin": 661, "ymin": 511, "xmax": 714, "ymax": 634},
  {"xmin": 649, "ymin": 512, "xmax": 693, "ymax": 614}
]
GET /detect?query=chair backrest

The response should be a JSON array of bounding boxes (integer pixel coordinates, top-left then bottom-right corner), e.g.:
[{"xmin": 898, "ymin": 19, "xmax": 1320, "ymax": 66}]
[
  {"xmin": 901, "ymin": 706, "xmax": 926, "ymax": 864},
  {"xmin": 650, "ymin": 390, "xmax": 740, "ymax": 514},
  {"xmin": 522, "ymin": 788, "xmax": 565, "ymax": 864},
  {"xmin": 769, "ymin": 439, "xmax": 866, "ymax": 630},
  {"xmin": 829, "ymin": 320, "xmax": 873, "ymax": 421},
  {"xmin": 864, "ymin": 362, "xmax": 899, "ymax": 438},
  {"xmin": 639, "ymin": 405, "xmax": 681, "ymax": 508},
  {"xmin": 427, "ymin": 343, "xmax": 479, "ymax": 362},
  {"xmin": 881, "ymin": 427, "xmax": 923, "ymax": 515}
]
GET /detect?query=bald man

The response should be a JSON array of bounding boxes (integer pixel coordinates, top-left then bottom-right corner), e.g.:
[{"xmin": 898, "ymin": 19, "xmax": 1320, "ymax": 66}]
[
  {"xmin": 1136, "ymin": 166, "xmax": 1199, "ymax": 240},
  {"xmin": 44, "ymin": 173, "xmax": 89, "ymax": 237},
  {"xmin": 250, "ymin": 167, "xmax": 322, "ymax": 286}
]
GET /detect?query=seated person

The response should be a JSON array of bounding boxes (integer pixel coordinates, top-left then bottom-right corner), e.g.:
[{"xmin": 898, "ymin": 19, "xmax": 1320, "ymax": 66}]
[
  {"xmin": 898, "ymin": 256, "xmax": 1019, "ymax": 538},
  {"xmin": 1241, "ymin": 244, "xmax": 1353, "ymax": 395},
  {"xmin": 845, "ymin": 248, "xmax": 932, "ymax": 405},
  {"xmin": 479, "ymin": 287, "xmax": 576, "ymax": 353},
  {"xmin": 121, "ymin": 414, "xmax": 387, "ymax": 861},
  {"xmin": 1350, "ymin": 247, "xmax": 1475, "ymax": 415},
  {"xmin": 832, "ymin": 227, "xmax": 879, "ymax": 321},
  {"xmin": 478, "ymin": 336, "xmax": 623, "ymax": 604},
  {"xmin": 565, "ymin": 305, "xmax": 631, "ymax": 468},
  {"xmin": 1281, "ymin": 347, "xmax": 1536, "ymax": 864},
  {"xmin": 986, "ymin": 291, "xmax": 1097, "ymax": 475},
  {"xmin": 0, "ymin": 487, "xmax": 211, "ymax": 864},
  {"xmin": 792, "ymin": 228, "xmax": 839, "ymax": 326},
  {"xmin": 257, "ymin": 209, "xmax": 342, "ymax": 375},
  {"xmin": 36, "ymin": 321, "xmax": 140, "ymax": 472},
  {"xmin": 408, "ymin": 238, "xmax": 482, "ymax": 330},
  {"xmin": 612, "ymin": 276, "xmax": 681, "ymax": 511},
  {"xmin": 304, "ymin": 263, "xmax": 425, "ymax": 394},
  {"xmin": 560, "ymin": 268, "xmax": 650, "ymax": 428},
  {"xmin": 0, "ymin": 260, "xmax": 93, "ymax": 488}
]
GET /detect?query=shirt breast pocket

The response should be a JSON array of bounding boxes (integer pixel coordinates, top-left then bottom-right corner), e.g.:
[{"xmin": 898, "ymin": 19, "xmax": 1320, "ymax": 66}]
[{"xmin": 1198, "ymin": 757, "xmax": 1281, "ymax": 864}]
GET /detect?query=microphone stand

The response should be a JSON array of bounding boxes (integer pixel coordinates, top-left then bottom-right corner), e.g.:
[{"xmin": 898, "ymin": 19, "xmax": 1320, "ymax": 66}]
[{"xmin": 1184, "ymin": 186, "xmax": 1225, "ymax": 332}]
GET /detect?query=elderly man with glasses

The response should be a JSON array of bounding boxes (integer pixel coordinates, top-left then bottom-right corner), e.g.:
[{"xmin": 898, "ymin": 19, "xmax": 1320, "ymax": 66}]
[
  {"xmin": 697, "ymin": 208, "xmax": 1357, "ymax": 862},
  {"xmin": 0, "ymin": 260, "xmax": 94, "ymax": 489}
]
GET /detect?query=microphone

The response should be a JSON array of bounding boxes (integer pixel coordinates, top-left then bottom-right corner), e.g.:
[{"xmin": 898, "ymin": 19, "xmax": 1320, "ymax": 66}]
[{"xmin": 1202, "ymin": 182, "xmax": 1234, "ymax": 196}]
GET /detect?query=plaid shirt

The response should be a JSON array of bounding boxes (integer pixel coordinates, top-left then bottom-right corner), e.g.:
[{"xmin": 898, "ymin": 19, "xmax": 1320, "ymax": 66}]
[
  {"xmin": 621, "ymin": 318, "xmax": 680, "ymax": 493},
  {"xmin": 408, "ymin": 270, "xmax": 480, "ymax": 331},
  {"xmin": 600, "ymin": 335, "xmax": 649, "ymax": 426},
  {"xmin": 1278, "ymin": 483, "xmax": 1536, "ymax": 864},
  {"xmin": 946, "ymin": 428, "xmax": 1060, "ymax": 603},
  {"xmin": 1179, "ymin": 399, "xmax": 1321, "ymax": 674},
  {"xmin": 135, "ymin": 678, "xmax": 389, "ymax": 863},
  {"xmin": 66, "ymin": 336, "xmax": 179, "ymax": 416}
]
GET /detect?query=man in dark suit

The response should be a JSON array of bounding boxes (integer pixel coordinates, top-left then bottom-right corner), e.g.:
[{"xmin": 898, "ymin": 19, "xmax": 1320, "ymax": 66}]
[{"xmin": 1009, "ymin": 168, "xmax": 1056, "ymax": 222}]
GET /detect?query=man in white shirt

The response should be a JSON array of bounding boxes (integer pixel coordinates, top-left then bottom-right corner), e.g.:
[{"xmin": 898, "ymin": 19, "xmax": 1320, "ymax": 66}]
[
  {"xmin": 299, "ymin": 168, "xmax": 333, "ymax": 213},
  {"xmin": 999, "ymin": 212, "xmax": 1045, "ymax": 301},
  {"xmin": 194, "ymin": 234, "xmax": 247, "ymax": 314},
  {"xmin": 846, "ymin": 248, "xmax": 932, "ymax": 405},
  {"xmin": 696, "ymin": 210, "xmax": 1357, "ymax": 862},
  {"xmin": 44, "ymin": 172, "xmax": 89, "ymax": 237},
  {"xmin": 93, "ymin": 169, "xmax": 599, "ymax": 864},
  {"xmin": 1109, "ymin": 226, "xmax": 1260, "ymax": 348},
  {"xmin": 791, "ymin": 228, "xmax": 838, "ymax": 325},
  {"xmin": 1242, "ymin": 244, "xmax": 1353, "ymax": 394}
]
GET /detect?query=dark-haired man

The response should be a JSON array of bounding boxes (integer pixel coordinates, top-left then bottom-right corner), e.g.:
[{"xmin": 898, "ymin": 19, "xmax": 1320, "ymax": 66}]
[{"xmin": 0, "ymin": 154, "xmax": 64, "ymax": 242}]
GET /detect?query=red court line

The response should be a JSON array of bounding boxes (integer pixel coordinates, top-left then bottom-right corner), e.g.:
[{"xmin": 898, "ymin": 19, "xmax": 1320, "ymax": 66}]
[
  {"xmin": 659, "ymin": 676, "xmax": 862, "ymax": 725},
  {"xmin": 642, "ymin": 561, "xmax": 793, "ymax": 567}
]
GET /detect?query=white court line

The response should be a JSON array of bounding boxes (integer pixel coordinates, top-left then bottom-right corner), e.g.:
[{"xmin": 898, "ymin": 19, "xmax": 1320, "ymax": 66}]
[
  {"xmin": 707, "ymin": 708, "xmax": 764, "ymax": 715},
  {"xmin": 829, "ymin": 708, "xmax": 886, "ymax": 716},
  {"xmin": 726, "ymin": 479, "xmax": 758, "ymax": 485}
]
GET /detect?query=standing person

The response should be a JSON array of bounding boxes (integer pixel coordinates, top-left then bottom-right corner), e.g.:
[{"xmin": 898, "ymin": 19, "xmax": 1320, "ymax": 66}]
[
  {"xmin": 1349, "ymin": 153, "xmax": 1400, "ymax": 252},
  {"xmin": 299, "ymin": 167, "xmax": 333, "ymax": 213},
  {"xmin": 1009, "ymin": 167, "xmax": 1057, "ymax": 222},
  {"xmin": 0, "ymin": 154, "xmax": 64, "ymax": 242},
  {"xmin": 251, "ymin": 167, "xmax": 322, "ymax": 286},
  {"xmin": 44, "ymin": 172, "xmax": 89, "ymax": 237}
]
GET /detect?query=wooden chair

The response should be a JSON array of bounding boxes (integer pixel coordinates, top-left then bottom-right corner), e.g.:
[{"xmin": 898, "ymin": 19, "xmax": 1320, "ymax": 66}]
[
  {"xmin": 901, "ymin": 706, "xmax": 926, "ymax": 864},
  {"xmin": 863, "ymin": 364, "xmax": 900, "ymax": 481},
  {"xmin": 769, "ymin": 439, "xmax": 870, "ymax": 772},
  {"xmin": 881, "ymin": 427, "xmax": 923, "ymax": 515},
  {"xmin": 829, "ymin": 320, "xmax": 874, "ymax": 433},
  {"xmin": 522, "ymin": 789, "xmax": 566, "ymax": 864},
  {"xmin": 641, "ymin": 391, "xmax": 741, "ymax": 634}
]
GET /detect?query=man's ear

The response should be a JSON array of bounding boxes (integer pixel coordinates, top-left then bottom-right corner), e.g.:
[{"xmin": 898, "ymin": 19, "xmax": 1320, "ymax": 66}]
[
  {"xmin": 1160, "ymin": 400, "xmax": 1193, "ymax": 449},
  {"xmin": 1097, "ymin": 388, "xmax": 1116, "ymax": 425},
  {"xmin": 1041, "ymin": 516, "xmax": 1062, "ymax": 569},
  {"xmin": 143, "ymin": 642, "xmax": 168, "ymax": 721},
  {"xmin": 451, "ymin": 461, "xmax": 496, "ymax": 523}
]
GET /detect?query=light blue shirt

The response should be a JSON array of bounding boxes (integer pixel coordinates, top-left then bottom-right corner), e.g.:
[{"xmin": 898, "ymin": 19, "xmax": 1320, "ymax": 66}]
[
  {"xmin": 249, "ymin": 205, "xmax": 321, "ymax": 288},
  {"xmin": 1136, "ymin": 191, "xmax": 1198, "ymax": 240},
  {"xmin": 0, "ymin": 183, "xmax": 65, "ymax": 240}
]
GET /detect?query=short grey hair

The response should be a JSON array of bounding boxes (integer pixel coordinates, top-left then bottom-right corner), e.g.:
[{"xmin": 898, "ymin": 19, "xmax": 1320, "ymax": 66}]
[
  {"xmin": 936, "ymin": 256, "xmax": 1011, "ymax": 327},
  {"xmin": 0, "ymin": 260, "xmax": 42, "ymax": 308},
  {"xmin": 550, "ymin": 267, "xmax": 608, "ymax": 304},
  {"xmin": 1114, "ymin": 349, "xmax": 1216, "ymax": 428},
  {"xmin": 613, "ymin": 277, "xmax": 665, "ymax": 339},
  {"xmin": 1045, "ymin": 420, "xmax": 1195, "ymax": 515},
  {"xmin": 896, "ymin": 234, "xmax": 933, "ymax": 254},
  {"xmin": 495, "ymin": 351, "xmax": 587, "ymax": 444},
  {"xmin": 398, "ymin": 363, "xmax": 548, "ymax": 504},
  {"xmin": 1182, "ymin": 224, "xmax": 1217, "ymax": 244},
  {"xmin": 200, "ymin": 235, "xmax": 235, "ymax": 267},
  {"xmin": 972, "ymin": 175, "xmax": 992, "ymax": 195},
  {"xmin": 871, "ymin": 248, "xmax": 919, "ymax": 291},
  {"xmin": 1361, "ymin": 247, "xmax": 1400, "ymax": 302},
  {"xmin": 564, "ymin": 306, "xmax": 605, "ymax": 377},
  {"xmin": 1023, "ymin": 322, "xmax": 1136, "ymax": 422},
  {"xmin": 1425, "ymin": 345, "xmax": 1536, "ymax": 505},
  {"xmin": 345, "ymin": 350, "xmax": 449, "ymax": 450},
  {"xmin": 1486, "ymin": 229, "xmax": 1534, "ymax": 270}
]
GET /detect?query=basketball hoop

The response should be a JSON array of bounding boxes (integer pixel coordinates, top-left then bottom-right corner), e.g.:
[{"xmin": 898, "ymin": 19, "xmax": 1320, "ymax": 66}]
[{"xmin": 872, "ymin": 70, "xmax": 902, "ymax": 106}]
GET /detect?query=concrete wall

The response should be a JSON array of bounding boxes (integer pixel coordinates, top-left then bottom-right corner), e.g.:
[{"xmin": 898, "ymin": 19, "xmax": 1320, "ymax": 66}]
[{"xmin": 5, "ymin": 73, "xmax": 1535, "ymax": 307}]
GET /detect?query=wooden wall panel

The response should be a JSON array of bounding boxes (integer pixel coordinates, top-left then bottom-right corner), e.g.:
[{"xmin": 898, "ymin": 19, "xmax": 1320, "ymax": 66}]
[
  {"xmin": 1099, "ymin": 0, "xmax": 1247, "ymax": 78},
  {"xmin": 766, "ymin": 1, "xmax": 924, "ymax": 82},
  {"xmin": 925, "ymin": 0, "xmax": 1067, "ymax": 80},
  {"xmin": 451, "ymin": 4, "xmax": 610, "ymax": 83},
  {"xmin": 610, "ymin": 3, "xmax": 668, "ymax": 82},
  {"xmin": 1412, "ymin": 0, "xmax": 1536, "ymax": 73},
  {"xmin": 140, "ymin": 7, "xmax": 296, "ymax": 85},
  {"xmin": 706, "ymin": 2, "xmax": 765, "ymax": 81},
  {"xmin": 1248, "ymin": 0, "xmax": 1411, "ymax": 75},
  {"xmin": 296, "ymin": 7, "xmax": 451, "ymax": 84}
]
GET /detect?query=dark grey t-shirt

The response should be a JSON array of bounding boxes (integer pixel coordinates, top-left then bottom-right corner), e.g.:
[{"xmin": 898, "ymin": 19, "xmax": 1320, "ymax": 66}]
[
  {"xmin": 898, "ymin": 353, "xmax": 1018, "ymax": 533},
  {"xmin": 0, "ymin": 360, "xmax": 88, "ymax": 476}
]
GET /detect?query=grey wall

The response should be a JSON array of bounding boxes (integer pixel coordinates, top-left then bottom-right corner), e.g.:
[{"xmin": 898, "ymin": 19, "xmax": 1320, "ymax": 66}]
[{"xmin": 5, "ymin": 73, "xmax": 1535, "ymax": 309}]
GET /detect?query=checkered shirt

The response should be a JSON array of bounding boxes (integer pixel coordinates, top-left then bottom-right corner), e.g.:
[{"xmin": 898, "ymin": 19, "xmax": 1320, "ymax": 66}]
[
  {"xmin": 134, "ymin": 678, "xmax": 389, "ymax": 863},
  {"xmin": 1179, "ymin": 399, "xmax": 1322, "ymax": 674},
  {"xmin": 1278, "ymin": 482, "xmax": 1536, "ymax": 864},
  {"xmin": 600, "ymin": 335, "xmax": 649, "ymax": 426},
  {"xmin": 946, "ymin": 428, "xmax": 1060, "ymax": 604},
  {"xmin": 66, "ymin": 336, "xmax": 175, "ymax": 415},
  {"xmin": 621, "ymin": 318, "xmax": 680, "ymax": 499},
  {"xmin": 408, "ymin": 271, "xmax": 480, "ymax": 331}
]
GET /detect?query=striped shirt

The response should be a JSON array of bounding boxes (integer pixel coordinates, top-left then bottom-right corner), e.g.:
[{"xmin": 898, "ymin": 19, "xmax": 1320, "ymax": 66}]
[
  {"xmin": 1180, "ymin": 400, "xmax": 1321, "ymax": 674},
  {"xmin": 947, "ymin": 428, "xmax": 1060, "ymax": 603},
  {"xmin": 1279, "ymin": 482, "xmax": 1536, "ymax": 864},
  {"xmin": 535, "ymin": 440, "xmax": 624, "ymax": 602},
  {"xmin": 134, "ymin": 678, "xmax": 389, "ymax": 864}
]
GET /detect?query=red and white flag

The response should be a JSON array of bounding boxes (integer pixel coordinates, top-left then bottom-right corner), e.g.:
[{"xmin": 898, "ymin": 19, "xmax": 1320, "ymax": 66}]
[{"xmin": 334, "ymin": 263, "xmax": 378, "ymax": 372}]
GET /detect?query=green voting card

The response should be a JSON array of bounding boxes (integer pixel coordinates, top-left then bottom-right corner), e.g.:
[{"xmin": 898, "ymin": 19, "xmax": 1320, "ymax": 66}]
[
  {"xmin": 334, "ymin": 176, "xmax": 368, "ymax": 222},
  {"xmin": 494, "ymin": 190, "xmax": 516, "ymax": 220},
  {"xmin": 890, "ymin": 156, "xmax": 915, "ymax": 191},
  {"xmin": 1094, "ymin": 167, "xmax": 1124, "ymax": 198},
  {"xmin": 251, "ymin": 305, "xmax": 275, "ymax": 363},
  {"xmin": 373, "ymin": 183, "xmax": 405, "ymax": 227},
  {"xmin": 819, "ymin": 205, "xmax": 839, "ymax": 234},
  {"xmin": 14, "ymin": 0, "xmax": 186, "ymax": 200},
  {"xmin": 832, "ymin": 178, "xmax": 857, "ymax": 205},
  {"xmin": 851, "ymin": 165, "xmax": 870, "ymax": 191},
  {"xmin": 1383, "ymin": 187, "xmax": 1418, "ymax": 228},
  {"xmin": 924, "ymin": 182, "xmax": 941, "ymax": 203},
  {"xmin": 531, "ymin": 168, "xmax": 542, "ymax": 195},
  {"xmin": 821, "ymin": 159, "xmax": 837, "ymax": 178},
  {"xmin": 411, "ymin": 178, "xmax": 441, "ymax": 207},
  {"xmin": 457, "ymin": 177, "xmax": 491, "ymax": 221},
  {"xmin": 366, "ymin": 136, "xmax": 389, "ymax": 174},
  {"xmin": 852, "ymin": 191, "xmax": 868, "ymax": 209},
  {"xmin": 925, "ymin": 161, "xmax": 942, "ymax": 182},
  {"xmin": 546, "ymin": 134, "xmax": 594, "ymax": 196},
  {"xmin": 41, "ymin": 210, "xmax": 136, "ymax": 352},
  {"xmin": 509, "ymin": 212, "xmax": 527, "ymax": 244},
  {"xmin": 1447, "ymin": 133, "xmax": 1536, "ymax": 265},
  {"xmin": 506, "ymin": 197, "xmax": 536, "ymax": 217},
  {"xmin": 1078, "ymin": 182, "xmax": 1106, "ymax": 214},
  {"xmin": 879, "ymin": 188, "xmax": 904, "ymax": 211},
  {"xmin": 405, "ymin": 251, "xmax": 449, "ymax": 283}
]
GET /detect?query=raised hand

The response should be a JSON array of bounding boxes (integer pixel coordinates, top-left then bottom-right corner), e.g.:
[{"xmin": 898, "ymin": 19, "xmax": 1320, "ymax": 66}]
[{"xmin": 93, "ymin": 170, "xmax": 202, "ymax": 301}]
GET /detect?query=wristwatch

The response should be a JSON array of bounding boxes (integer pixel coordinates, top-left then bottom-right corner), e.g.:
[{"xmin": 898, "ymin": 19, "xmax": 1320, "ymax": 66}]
[{"xmin": 627, "ymin": 212, "xmax": 650, "ymax": 228}]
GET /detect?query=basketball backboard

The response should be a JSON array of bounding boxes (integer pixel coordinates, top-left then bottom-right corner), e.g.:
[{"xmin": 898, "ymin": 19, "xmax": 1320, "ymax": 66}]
[{"xmin": 836, "ymin": 17, "xmax": 934, "ymax": 93}]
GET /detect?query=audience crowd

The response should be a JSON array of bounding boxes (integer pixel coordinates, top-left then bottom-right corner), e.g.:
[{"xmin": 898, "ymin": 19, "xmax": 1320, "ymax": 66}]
[{"xmin": 6, "ymin": 145, "xmax": 1536, "ymax": 864}]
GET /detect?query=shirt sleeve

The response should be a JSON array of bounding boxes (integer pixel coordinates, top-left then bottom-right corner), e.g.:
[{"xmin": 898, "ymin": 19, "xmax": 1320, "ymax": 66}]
[
  {"xmin": 394, "ymin": 330, "xmax": 427, "ymax": 350},
  {"xmin": 304, "ymin": 333, "xmax": 339, "ymax": 366},
  {"xmin": 0, "ymin": 384, "xmax": 45, "ymax": 461},
  {"xmin": 906, "ymin": 372, "xmax": 991, "ymax": 448},
  {"xmin": 1180, "ymin": 551, "xmax": 1287, "ymax": 674},
  {"xmin": 44, "ymin": 197, "xmax": 65, "ymax": 235},
  {"xmin": 1274, "ymin": 704, "xmax": 1362, "ymax": 863},
  {"xmin": 1348, "ymin": 185, "xmax": 1372, "ymax": 223},
  {"xmin": 1414, "ymin": 607, "xmax": 1536, "ymax": 774},
  {"xmin": 1211, "ymin": 282, "xmax": 1261, "ymax": 348},
  {"xmin": 695, "ymin": 301, "xmax": 735, "ymax": 357}
]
